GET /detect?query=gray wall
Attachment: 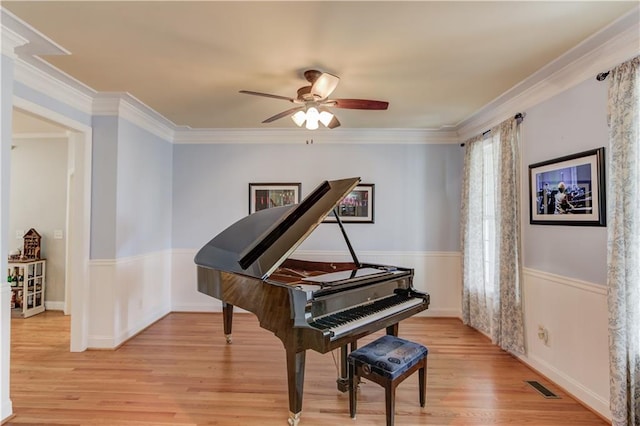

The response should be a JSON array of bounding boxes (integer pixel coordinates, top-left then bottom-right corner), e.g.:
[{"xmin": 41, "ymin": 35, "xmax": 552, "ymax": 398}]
[
  {"xmin": 521, "ymin": 77, "xmax": 608, "ymax": 284},
  {"xmin": 90, "ymin": 116, "xmax": 118, "ymax": 259},
  {"xmin": 90, "ymin": 116, "xmax": 173, "ymax": 259},
  {"xmin": 172, "ymin": 143, "xmax": 463, "ymax": 252}
]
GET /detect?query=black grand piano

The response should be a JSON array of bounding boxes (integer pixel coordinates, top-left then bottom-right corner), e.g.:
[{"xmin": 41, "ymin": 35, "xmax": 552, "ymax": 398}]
[{"xmin": 195, "ymin": 177, "xmax": 429, "ymax": 425}]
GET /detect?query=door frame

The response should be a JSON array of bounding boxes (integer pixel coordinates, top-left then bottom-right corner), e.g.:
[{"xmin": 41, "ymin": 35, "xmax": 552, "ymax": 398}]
[{"xmin": 13, "ymin": 96, "xmax": 92, "ymax": 352}]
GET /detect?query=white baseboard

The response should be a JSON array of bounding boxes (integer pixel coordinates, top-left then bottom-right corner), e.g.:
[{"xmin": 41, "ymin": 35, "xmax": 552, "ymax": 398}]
[{"xmin": 44, "ymin": 301, "xmax": 64, "ymax": 311}]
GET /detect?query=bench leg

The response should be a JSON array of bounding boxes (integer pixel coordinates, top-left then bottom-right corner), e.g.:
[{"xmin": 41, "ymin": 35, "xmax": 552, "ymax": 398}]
[
  {"xmin": 419, "ymin": 367, "xmax": 426, "ymax": 407},
  {"xmin": 349, "ymin": 362, "xmax": 357, "ymax": 418},
  {"xmin": 385, "ymin": 384, "xmax": 396, "ymax": 426}
]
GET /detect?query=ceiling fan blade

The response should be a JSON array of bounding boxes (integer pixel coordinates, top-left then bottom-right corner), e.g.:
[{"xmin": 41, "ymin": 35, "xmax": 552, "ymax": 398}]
[
  {"xmin": 262, "ymin": 106, "xmax": 305, "ymax": 123},
  {"xmin": 311, "ymin": 73, "xmax": 340, "ymax": 99},
  {"xmin": 329, "ymin": 99, "xmax": 389, "ymax": 110},
  {"xmin": 239, "ymin": 90, "xmax": 295, "ymax": 102}
]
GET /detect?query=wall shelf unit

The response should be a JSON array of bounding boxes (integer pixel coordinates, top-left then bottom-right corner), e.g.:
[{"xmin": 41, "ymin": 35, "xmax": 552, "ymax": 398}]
[{"xmin": 7, "ymin": 259, "xmax": 46, "ymax": 318}]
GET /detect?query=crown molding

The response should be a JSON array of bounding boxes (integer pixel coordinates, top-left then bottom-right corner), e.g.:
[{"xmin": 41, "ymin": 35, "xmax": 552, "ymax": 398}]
[
  {"xmin": 173, "ymin": 127, "xmax": 459, "ymax": 145},
  {"xmin": 1, "ymin": 26, "xmax": 28, "ymax": 58},
  {"xmin": 93, "ymin": 93, "xmax": 176, "ymax": 141},
  {"xmin": 13, "ymin": 57, "xmax": 95, "ymax": 114},
  {"xmin": 457, "ymin": 6, "xmax": 640, "ymax": 141}
]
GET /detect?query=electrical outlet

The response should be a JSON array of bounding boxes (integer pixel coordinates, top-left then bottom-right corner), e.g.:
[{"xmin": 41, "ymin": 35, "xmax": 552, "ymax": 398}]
[
  {"xmin": 16, "ymin": 229, "xmax": 24, "ymax": 239},
  {"xmin": 54, "ymin": 230, "xmax": 64, "ymax": 239},
  {"xmin": 537, "ymin": 325, "xmax": 549, "ymax": 346}
]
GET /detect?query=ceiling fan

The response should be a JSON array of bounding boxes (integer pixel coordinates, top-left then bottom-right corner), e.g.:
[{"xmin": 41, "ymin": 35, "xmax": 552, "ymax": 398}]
[{"xmin": 239, "ymin": 70, "xmax": 389, "ymax": 130}]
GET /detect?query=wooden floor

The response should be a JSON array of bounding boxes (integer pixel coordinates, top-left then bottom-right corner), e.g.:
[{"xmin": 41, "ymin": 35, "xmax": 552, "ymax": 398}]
[{"xmin": 7, "ymin": 311, "xmax": 606, "ymax": 426}]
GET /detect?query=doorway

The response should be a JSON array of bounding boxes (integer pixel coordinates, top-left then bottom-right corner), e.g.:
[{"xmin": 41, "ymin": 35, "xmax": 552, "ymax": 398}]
[{"xmin": 10, "ymin": 99, "xmax": 92, "ymax": 352}]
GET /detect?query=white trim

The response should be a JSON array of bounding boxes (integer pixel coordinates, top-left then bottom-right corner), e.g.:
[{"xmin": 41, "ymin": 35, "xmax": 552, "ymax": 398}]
[
  {"xmin": 13, "ymin": 96, "xmax": 93, "ymax": 353},
  {"xmin": 1, "ymin": 8, "xmax": 69, "ymax": 57},
  {"xmin": 92, "ymin": 93, "xmax": 176, "ymax": 141},
  {"xmin": 173, "ymin": 127, "xmax": 459, "ymax": 145},
  {"xmin": 517, "ymin": 351, "xmax": 610, "ymax": 419},
  {"xmin": 293, "ymin": 249, "xmax": 461, "ymax": 259},
  {"xmin": 1, "ymin": 26, "xmax": 28, "ymax": 58},
  {"xmin": 12, "ymin": 132, "xmax": 68, "ymax": 140},
  {"xmin": 12, "ymin": 97, "xmax": 91, "ymax": 133},
  {"xmin": 44, "ymin": 301, "xmax": 65, "ymax": 311},
  {"xmin": 13, "ymin": 58, "xmax": 94, "ymax": 115},
  {"xmin": 523, "ymin": 267, "xmax": 606, "ymax": 295}
]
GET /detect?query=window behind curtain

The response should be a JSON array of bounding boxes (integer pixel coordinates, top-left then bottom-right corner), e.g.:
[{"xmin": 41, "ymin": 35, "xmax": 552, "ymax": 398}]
[{"xmin": 482, "ymin": 137, "xmax": 496, "ymax": 298}]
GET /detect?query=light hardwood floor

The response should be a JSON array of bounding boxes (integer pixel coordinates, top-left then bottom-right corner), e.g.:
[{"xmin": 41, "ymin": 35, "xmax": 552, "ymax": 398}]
[{"xmin": 7, "ymin": 311, "xmax": 607, "ymax": 426}]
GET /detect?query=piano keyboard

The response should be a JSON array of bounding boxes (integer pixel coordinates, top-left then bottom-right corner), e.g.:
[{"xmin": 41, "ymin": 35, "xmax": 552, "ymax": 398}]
[{"xmin": 309, "ymin": 294, "xmax": 425, "ymax": 339}]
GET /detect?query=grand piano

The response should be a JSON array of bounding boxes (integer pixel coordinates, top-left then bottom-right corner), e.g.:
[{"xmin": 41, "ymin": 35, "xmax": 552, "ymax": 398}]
[{"xmin": 195, "ymin": 177, "xmax": 430, "ymax": 425}]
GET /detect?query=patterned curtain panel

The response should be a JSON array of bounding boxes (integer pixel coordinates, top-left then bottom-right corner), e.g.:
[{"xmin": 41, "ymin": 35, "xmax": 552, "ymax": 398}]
[
  {"xmin": 493, "ymin": 118, "xmax": 525, "ymax": 354},
  {"xmin": 461, "ymin": 134, "xmax": 490, "ymax": 334},
  {"xmin": 461, "ymin": 118, "xmax": 525, "ymax": 354},
  {"xmin": 607, "ymin": 55, "xmax": 640, "ymax": 426}
]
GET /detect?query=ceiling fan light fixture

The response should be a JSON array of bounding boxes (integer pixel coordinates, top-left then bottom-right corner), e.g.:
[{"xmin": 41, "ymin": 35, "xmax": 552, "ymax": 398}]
[
  {"xmin": 305, "ymin": 107, "xmax": 320, "ymax": 130},
  {"xmin": 311, "ymin": 73, "xmax": 340, "ymax": 99},
  {"xmin": 291, "ymin": 110, "xmax": 306, "ymax": 127},
  {"xmin": 319, "ymin": 111, "xmax": 334, "ymax": 127}
]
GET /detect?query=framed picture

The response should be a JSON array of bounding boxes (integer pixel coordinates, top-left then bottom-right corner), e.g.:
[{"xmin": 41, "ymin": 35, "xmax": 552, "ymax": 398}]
[
  {"xmin": 249, "ymin": 182, "xmax": 301, "ymax": 214},
  {"xmin": 324, "ymin": 184, "xmax": 375, "ymax": 223},
  {"xmin": 528, "ymin": 147, "xmax": 605, "ymax": 226}
]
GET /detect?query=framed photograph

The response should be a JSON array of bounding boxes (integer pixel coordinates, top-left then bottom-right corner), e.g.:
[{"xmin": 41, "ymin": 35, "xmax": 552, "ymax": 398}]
[
  {"xmin": 249, "ymin": 182, "xmax": 301, "ymax": 214},
  {"xmin": 529, "ymin": 147, "xmax": 605, "ymax": 226},
  {"xmin": 324, "ymin": 184, "xmax": 375, "ymax": 223}
]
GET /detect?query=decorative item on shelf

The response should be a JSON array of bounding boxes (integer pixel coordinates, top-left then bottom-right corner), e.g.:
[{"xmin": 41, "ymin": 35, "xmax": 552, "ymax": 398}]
[
  {"xmin": 22, "ymin": 228, "xmax": 42, "ymax": 259},
  {"xmin": 8, "ymin": 248, "xmax": 21, "ymax": 261}
]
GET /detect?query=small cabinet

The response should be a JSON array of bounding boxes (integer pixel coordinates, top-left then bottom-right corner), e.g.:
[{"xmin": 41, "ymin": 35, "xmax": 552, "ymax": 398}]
[{"xmin": 7, "ymin": 259, "xmax": 46, "ymax": 318}]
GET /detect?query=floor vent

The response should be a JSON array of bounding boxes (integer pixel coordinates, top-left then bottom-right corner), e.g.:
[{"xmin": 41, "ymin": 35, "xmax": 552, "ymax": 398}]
[{"xmin": 525, "ymin": 380, "xmax": 560, "ymax": 399}]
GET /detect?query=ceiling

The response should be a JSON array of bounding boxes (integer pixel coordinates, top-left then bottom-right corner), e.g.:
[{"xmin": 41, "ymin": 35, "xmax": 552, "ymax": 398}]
[{"xmin": 4, "ymin": 1, "xmax": 638, "ymax": 130}]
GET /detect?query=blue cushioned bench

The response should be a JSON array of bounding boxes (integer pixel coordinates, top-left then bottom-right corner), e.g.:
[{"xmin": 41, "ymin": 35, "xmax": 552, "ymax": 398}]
[{"xmin": 348, "ymin": 335, "xmax": 428, "ymax": 426}]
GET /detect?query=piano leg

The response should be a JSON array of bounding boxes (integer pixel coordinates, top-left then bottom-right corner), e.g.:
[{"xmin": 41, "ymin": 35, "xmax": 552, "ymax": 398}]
[
  {"xmin": 337, "ymin": 341, "xmax": 358, "ymax": 392},
  {"xmin": 286, "ymin": 349, "xmax": 305, "ymax": 426},
  {"xmin": 223, "ymin": 302, "xmax": 233, "ymax": 343},
  {"xmin": 386, "ymin": 323, "xmax": 399, "ymax": 336}
]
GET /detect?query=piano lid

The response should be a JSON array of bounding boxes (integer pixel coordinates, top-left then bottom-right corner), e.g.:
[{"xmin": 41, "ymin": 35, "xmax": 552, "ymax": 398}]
[{"xmin": 194, "ymin": 177, "xmax": 360, "ymax": 279}]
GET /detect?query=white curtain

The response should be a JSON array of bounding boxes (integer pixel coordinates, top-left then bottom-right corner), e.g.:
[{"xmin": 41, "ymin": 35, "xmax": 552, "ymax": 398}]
[
  {"xmin": 607, "ymin": 55, "xmax": 640, "ymax": 426},
  {"xmin": 461, "ymin": 117, "xmax": 525, "ymax": 354}
]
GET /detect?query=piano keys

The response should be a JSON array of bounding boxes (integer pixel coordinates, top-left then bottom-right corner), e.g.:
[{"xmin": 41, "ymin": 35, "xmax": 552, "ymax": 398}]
[{"xmin": 195, "ymin": 177, "xmax": 429, "ymax": 425}]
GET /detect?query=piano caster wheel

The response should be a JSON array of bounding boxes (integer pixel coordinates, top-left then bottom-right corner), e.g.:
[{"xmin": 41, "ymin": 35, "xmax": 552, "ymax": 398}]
[
  {"xmin": 287, "ymin": 411, "xmax": 301, "ymax": 426},
  {"xmin": 225, "ymin": 334, "xmax": 232, "ymax": 344}
]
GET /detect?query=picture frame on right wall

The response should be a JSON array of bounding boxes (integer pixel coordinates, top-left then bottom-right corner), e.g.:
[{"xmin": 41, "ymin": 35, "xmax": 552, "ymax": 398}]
[{"xmin": 528, "ymin": 147, "xmax": 606, "ymax": 226}]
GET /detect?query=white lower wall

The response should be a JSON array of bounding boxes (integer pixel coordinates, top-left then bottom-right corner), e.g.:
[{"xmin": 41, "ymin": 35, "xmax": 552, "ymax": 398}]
[
  {"xmin": 86, "ymin": 249, "xmax": 611, "ymax": 420},
  {"xmin": 87, "ymin": 250, "xmax": 172, "ymax": 348},
  {"xmin": 518, "ymin": 267, "xmax": 610, "ymax": 420},
  {"xmin": 171, "ymin": 249, "xmax": 462, "ymax": 317}
]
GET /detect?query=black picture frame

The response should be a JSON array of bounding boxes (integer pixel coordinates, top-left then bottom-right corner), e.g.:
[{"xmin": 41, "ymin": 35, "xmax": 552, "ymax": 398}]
[
  {"xmin": 528, "ymin": 147, "xmax": 605, "ymax": 226},
  {"xmin": 323, "ymin": 184, "xmax": 375, "ymax": 223},
  {"xmin": 249, "ymin": 182, "xmax": 301, "ymax": 214}
]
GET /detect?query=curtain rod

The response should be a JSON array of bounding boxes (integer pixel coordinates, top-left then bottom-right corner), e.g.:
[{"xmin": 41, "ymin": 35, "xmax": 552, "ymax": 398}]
[
  {"xmin": 460, "ymin": 112, "xmax": 525, "ymax": 147},
  {"xmin": 596, "ymin": 71, "xmax": 610, "ymax": 81}
]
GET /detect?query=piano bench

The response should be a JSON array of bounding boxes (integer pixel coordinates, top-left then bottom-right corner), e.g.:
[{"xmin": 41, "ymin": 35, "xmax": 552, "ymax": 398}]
[{"xmin": 348, "ymin": 335, "xmax": 428, "ymax": 426}]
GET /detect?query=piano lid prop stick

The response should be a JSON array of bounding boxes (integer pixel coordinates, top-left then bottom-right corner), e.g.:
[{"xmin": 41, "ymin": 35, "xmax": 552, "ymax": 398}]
[{"xmin": 333, "ymin": 208, "xmax": 361, "ymax": 268}]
